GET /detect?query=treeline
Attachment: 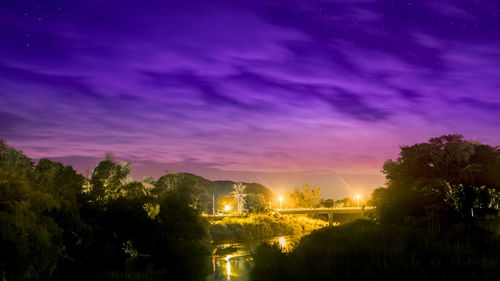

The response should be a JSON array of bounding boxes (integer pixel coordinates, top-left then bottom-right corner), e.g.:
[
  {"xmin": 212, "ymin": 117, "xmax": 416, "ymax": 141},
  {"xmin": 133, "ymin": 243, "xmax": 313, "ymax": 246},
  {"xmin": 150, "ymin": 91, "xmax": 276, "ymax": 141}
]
[
  {"xmin": 251, "ymin": 135, "xmax": 500, "ymax": 281},
  {"xmin": 0, "ymin": 142, "xmax": 213, "ymax": 281},
  {"xmin": 284, "ymin": 185, "xmax": 373, "ymax": 209}
]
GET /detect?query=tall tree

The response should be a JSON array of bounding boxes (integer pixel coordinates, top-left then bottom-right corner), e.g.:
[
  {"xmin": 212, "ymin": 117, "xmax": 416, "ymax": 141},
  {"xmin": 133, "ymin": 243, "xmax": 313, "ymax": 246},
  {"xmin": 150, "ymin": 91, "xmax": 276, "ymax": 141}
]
[
  {"xmin": 88, "ymin": 154, "xmax": 132, "ymax": 202},
  {"xmin": 88, "ymin": 154, "xmax": 150, "ymax": 203},
  {"xmin": 288, "ymin": 185, "xmax": 322, "ymax": 208},
  {"xmin": 373, "ymin": 135, "xmax": 500, "ymax": 223},
  {"xmin": 155, "ymin": 173, "xmax": 212, "ymax": 211},
  {"xmin": 231, "ymin": 183, "xmax": 246, "ymax": 214},
  {"xmin": 0, "ymin": 141, "xmax": 62, "ymax": 280},
  {"xmin": 244, "ymin": 193, "xmax": 268, "ymax": 213}
]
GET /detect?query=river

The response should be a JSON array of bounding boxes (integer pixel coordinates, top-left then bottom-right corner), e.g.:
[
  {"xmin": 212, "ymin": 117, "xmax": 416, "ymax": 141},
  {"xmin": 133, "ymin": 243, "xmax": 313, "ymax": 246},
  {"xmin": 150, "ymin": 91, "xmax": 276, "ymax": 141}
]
[{"xmin": 207, "ymin": 235, "xmax": 303, "ymax": 281}]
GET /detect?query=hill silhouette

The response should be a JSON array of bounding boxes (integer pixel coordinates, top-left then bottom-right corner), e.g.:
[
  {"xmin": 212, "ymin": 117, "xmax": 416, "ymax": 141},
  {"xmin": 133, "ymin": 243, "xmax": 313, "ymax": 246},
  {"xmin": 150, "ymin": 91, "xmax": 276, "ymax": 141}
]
[{"xmin": 155, "ymin": 172, "xmax": 274, "ymax": 212}]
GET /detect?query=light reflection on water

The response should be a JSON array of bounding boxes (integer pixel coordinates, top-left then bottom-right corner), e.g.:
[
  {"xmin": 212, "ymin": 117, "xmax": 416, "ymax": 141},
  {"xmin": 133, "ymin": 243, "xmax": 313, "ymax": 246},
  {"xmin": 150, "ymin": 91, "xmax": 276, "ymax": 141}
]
[
  {"xmin": 207, "ymin": 235, "xmax": 301, "ymax": 281},
  {"xmin": 226, "ymin": 258, "xmax": 231, "ymax": 279},
  {"xmin": 208, "ymin": 252, "xmax": 250, "ymax": 281},
  {"xmin": 278, "ymin": 236, "xmax": 287, "ymax": 249},
  {"xmin": 225, "ymin": 255, "xmax": 234, "ymax": 279}
]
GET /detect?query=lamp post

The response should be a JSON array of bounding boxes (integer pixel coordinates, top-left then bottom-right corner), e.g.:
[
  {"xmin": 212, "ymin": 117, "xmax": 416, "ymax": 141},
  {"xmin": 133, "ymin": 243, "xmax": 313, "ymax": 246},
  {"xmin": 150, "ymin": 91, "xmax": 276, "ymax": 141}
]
[
  {"xmin": 212, "ymin": 184, "xmax": 217, "ymax": 216},
  {"xmin": 279, "ymin": 196, "xmax": 283, "ymax": 209},
  {"xmin": 356, "ymin": 194, "xmax": 361, "ymax": 208}
]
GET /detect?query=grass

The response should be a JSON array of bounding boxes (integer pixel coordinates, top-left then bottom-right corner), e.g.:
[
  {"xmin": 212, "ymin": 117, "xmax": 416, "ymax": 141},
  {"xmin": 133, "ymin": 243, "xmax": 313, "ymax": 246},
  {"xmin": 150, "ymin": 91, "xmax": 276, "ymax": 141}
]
[
  {"xmin": 251, "ymin": 219, "xmax": 500, "ymax": 281},
  {"xmin": 208, "ymin": 213, "xmax": 327, "ymax": 241}
]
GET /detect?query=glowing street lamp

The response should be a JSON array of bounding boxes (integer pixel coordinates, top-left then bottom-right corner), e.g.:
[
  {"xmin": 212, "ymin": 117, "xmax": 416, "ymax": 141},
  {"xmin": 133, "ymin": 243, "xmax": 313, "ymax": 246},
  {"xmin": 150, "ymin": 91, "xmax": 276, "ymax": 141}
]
[
  {"xmin": 224, "ymin": 204, "xmax": 232, "ymax": 212},
  {"xmin": 278, "ymin": 196, "xmax": 283, "ymax": 209},
  {"xmin": 356, "ymin": 194, "xmax": 361, "ymax": 208}
]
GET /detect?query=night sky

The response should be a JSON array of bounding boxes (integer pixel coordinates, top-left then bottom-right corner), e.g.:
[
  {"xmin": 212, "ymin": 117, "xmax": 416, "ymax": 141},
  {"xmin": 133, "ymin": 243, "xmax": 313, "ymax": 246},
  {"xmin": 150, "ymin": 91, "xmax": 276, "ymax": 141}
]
[{"xmin": 1, "ymin": 0, "xmax": 499, "ymax": 198}]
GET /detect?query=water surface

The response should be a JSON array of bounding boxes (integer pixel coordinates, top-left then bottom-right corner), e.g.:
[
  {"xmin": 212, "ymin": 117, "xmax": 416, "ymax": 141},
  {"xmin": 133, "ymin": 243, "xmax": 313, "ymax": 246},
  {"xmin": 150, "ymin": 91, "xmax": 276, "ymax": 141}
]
[{"xmin": 207, "ymin": 235, "xmax": 302, "ymax": 281}]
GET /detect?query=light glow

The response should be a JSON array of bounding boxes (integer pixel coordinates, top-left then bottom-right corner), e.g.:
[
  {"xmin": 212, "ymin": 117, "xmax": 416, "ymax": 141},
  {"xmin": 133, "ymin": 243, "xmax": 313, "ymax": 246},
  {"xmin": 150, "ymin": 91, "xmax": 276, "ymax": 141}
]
[
  {"xmin": 224, "ymin": 255, "xmax": 235, "ymax": 280},
  {"xmin": 278, "ymin": 236, "xmax": 287, "ymax": 248}
]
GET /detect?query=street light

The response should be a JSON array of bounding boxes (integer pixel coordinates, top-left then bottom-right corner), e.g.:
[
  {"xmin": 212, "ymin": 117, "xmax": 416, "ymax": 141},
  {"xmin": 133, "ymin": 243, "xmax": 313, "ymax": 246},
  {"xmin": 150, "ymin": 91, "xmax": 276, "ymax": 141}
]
[
  {"xmin": 224, "ymin": 204, "xmax": 231, "ymax": 212},
  {"xmin": 356, "ymin": 194, "xmax": 361, "ymax": 208},
  {"xmin": 279, "ymin": 196, "xmax": 283, "ymax": 209}
]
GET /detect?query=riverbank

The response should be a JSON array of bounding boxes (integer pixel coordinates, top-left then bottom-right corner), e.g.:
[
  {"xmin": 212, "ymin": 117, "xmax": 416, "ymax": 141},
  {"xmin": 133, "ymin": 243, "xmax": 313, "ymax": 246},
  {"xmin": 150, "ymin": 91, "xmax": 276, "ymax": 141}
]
[
  {"xmin": 208, "ymin": 213, "xmax": 327, "ymax": 241},
  {"xmin": 209, "ymin": 235, "xmax": 304, "ymax": 281},
  {"xmin": 251, "ymin": 219, "xmax": 500, "ymax": 281}
]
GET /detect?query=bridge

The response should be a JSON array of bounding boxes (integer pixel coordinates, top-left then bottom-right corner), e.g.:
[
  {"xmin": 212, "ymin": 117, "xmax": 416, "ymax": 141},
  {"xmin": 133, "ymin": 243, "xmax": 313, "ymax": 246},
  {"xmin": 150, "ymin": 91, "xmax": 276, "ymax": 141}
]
[{"xmin": 274, "ymin": 206, "xmax": 375, "ymax": 226}]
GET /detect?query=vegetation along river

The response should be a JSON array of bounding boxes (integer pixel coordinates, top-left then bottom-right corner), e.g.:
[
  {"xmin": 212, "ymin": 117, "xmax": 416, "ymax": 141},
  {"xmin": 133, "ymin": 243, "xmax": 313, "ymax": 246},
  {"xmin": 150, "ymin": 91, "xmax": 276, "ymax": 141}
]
[{"xmin": 208, "ymin": 235, "xmax": 303, "ymax": 281}]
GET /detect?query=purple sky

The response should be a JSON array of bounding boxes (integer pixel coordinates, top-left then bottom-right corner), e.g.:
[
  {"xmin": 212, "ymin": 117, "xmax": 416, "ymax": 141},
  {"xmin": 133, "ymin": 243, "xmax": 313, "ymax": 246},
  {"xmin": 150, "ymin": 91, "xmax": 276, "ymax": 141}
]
[{"xmin": 1, "ymin": 0, "xmax": 499, "ymax": 198}]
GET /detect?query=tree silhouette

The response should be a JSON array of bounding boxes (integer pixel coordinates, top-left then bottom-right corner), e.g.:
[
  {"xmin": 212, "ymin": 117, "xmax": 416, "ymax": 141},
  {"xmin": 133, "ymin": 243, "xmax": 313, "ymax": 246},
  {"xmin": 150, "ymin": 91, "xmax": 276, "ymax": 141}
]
[
  {"xmin": 373, "ymin": 134, "xmax": 500, "ymax": 223},
  {"xmin": 288, "ymin": 185, "xmax": 322, "ymax": 208},
  {"xmin": 231, "ymin": 183, "xmax": 247, "ymax": 214}
]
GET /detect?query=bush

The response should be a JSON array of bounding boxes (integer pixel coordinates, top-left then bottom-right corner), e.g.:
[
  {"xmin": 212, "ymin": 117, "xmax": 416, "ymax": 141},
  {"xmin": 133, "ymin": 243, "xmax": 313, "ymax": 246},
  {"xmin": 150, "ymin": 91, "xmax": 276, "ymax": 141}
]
[
  {"xmin": 209, "ymin": 214, "xmax": 327, "ymax": 241},
  {"xmin": 251, "ymin": 220, "xmax": 500, "ymax": 281}
]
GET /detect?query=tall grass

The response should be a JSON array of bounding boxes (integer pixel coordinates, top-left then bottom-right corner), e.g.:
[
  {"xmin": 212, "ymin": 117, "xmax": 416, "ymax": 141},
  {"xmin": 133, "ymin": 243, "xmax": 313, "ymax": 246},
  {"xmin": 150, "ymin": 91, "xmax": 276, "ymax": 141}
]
[
  {"xmin": 251, "ymin": 220, "xmax": 500, "ymax": 281},
  {"xmin": 209, "ymin": 214, "xmax": 327, "ymax": 241}
]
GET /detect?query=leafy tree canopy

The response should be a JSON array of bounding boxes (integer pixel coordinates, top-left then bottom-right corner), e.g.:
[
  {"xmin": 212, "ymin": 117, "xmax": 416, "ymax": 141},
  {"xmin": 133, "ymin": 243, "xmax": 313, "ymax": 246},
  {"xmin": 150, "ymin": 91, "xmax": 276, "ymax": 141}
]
[
  {"xmin": 244, "ymin": 193, "xmax": 269, "ymax": 213},
  {"xmin": 0, "ymin": 141, "xmax": 210, "ymax": 280},
  {"xmin": 373, "ymin": 135, "xmax": 500, "ymax": 223},
  {"xmin": 288, "ymin": 185, "xmax": 321, "ymax": 208}
]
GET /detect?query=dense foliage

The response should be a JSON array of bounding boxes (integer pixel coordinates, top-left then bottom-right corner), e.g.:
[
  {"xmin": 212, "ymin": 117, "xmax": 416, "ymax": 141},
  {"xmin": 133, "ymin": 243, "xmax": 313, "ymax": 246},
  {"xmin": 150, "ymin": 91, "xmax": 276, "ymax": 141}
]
[
  {"xmin": 251, "ymin": 220, "xmax": 500, "ymax": 281},
  {"xmin": 209, "ymin": 214, "xmax": 327, "ymax": 241},
  {"xmin": 244, "ymin": 193, "xmax": 269, "ymax": 213},
  {"xmin": 0, "ymin": 142, "xmax": 76, "ymax": 281},
  {"xmin": 287, "ymin": 185, "xmax": 321, "ymax": 208},
  {"xmin": 0, "ymin": 141, "xmax": 209, "ymax": 281},
  {"xmin": 373, "ymin": 135, "xmax": 500, "ymax": 224}
]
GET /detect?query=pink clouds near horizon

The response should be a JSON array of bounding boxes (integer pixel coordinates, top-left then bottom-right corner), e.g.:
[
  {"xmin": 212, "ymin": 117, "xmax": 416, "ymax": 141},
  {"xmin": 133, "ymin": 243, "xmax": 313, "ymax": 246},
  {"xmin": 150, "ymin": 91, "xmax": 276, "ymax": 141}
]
[{"xmin": 1, "ymin": 0, "xmax": 499, "ymax": 197}]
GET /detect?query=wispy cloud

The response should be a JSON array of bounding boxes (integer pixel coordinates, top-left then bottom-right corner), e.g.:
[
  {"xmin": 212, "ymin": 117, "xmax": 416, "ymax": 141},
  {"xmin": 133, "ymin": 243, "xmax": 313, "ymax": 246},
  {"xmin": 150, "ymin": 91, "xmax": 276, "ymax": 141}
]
[{"xmin": 1, "ymin": 0, "xmax": 499, "ymax": 191}]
